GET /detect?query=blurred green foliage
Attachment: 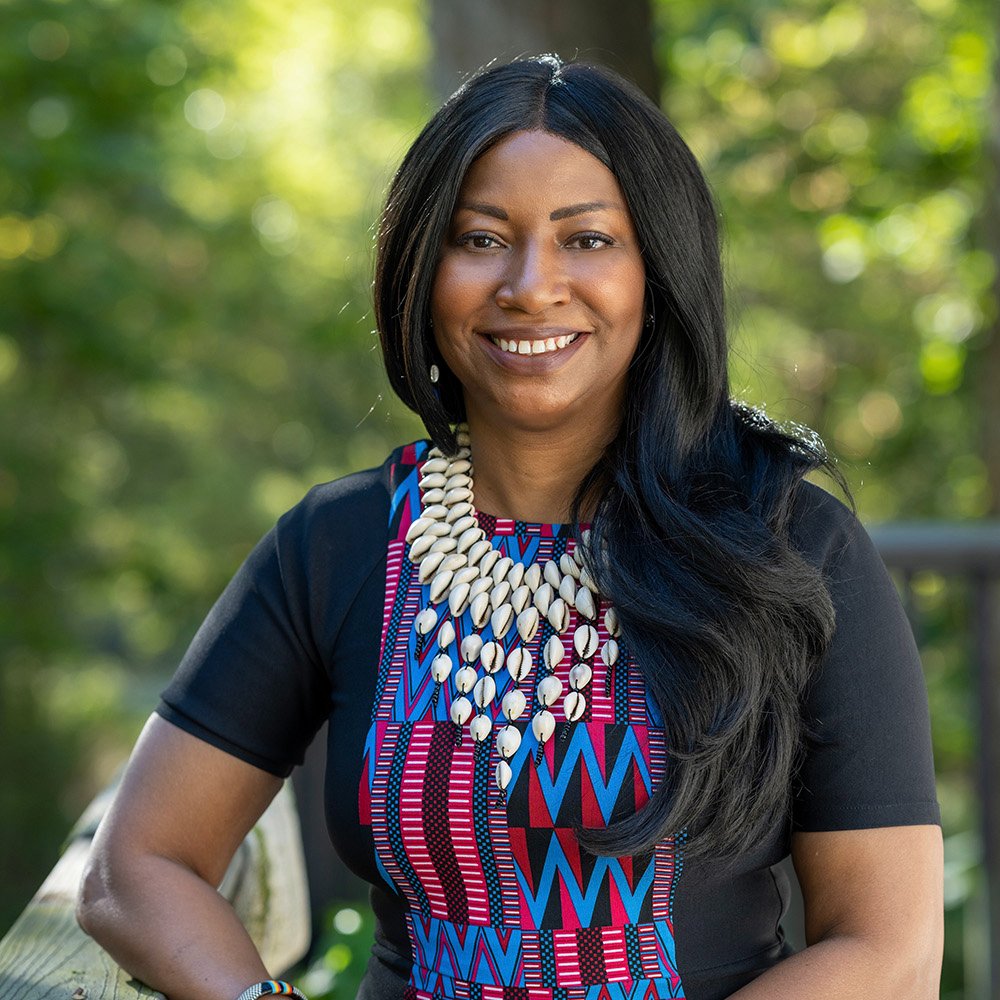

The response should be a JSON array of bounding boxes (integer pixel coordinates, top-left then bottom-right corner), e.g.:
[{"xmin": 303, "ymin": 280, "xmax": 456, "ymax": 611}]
[{"xmin": 0, "ymin": 0, "xmax": 994, "ymax": 995}]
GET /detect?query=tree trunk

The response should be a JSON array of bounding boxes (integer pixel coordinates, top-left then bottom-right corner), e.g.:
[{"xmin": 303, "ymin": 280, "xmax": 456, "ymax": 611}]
[{"xmin": 427, "ymin": 0, "xmax": 660, "ymax": 103}]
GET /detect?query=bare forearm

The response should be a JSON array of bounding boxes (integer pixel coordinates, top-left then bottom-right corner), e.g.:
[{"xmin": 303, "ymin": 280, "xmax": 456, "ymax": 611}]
[
  {"xmin": 78, "ymin": 852, "xmax": 270, "ymax": 1000},
  {"xmin": 728, "ymin": 935, "xmax": 939, "ymax": 999}
]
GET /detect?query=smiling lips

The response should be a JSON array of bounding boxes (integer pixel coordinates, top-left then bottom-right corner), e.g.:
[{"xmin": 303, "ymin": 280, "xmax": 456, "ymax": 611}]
[{"xmin": 484, "ymin": 331, "xmax": 583, "ymax": 355}]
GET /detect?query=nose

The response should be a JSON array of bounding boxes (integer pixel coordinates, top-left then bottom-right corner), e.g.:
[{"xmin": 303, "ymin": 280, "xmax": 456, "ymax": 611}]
[{"xmin": 494, "ymin": 242, "xmax": 570, "ymax": 314}]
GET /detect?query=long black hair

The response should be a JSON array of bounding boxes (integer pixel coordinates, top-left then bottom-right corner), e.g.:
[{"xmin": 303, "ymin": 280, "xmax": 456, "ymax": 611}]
[{"xmin": 374, "ymin": 54, "xmax": 841, "ymax": 861}]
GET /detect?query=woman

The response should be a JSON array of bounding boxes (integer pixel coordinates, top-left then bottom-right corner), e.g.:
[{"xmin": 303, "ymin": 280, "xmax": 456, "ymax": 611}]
[{"xmin": 77, "ymin": 55, "xmax": 943, "ymax": 1000}]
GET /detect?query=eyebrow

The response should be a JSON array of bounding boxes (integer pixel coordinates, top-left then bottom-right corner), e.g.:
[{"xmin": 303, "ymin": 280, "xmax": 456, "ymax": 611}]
[{"xmin": 456, "ymin": 200, "xmax": 622, "ymax": 221}]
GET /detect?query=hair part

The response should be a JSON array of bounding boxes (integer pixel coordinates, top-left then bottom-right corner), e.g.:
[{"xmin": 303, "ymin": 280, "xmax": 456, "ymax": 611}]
[{"xmin": 375, "ymin": 54, "xmax": 843, "ymax": 862}]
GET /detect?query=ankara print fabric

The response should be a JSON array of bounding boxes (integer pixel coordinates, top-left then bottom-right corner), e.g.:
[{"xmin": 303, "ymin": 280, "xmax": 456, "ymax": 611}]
[{"xmin": 358, "ymin": 440, "xmax": 686, "ymax": 1000}]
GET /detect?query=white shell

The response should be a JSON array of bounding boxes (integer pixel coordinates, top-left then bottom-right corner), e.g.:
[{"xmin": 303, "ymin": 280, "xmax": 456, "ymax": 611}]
[
  {"xmin": 563, "ymin": 690, "xmax": 587, "ymax": 722},
  {"xmin": 575, "ymin": 586, "xmax": 597, "ymax": 622},
  {"xmin": 490, "ymin": 580, "xmax": 512, "ymax": 610},
  {"xmin": 531, "ymin": 710, "xmax": 555, "ymax": 743},
  {"xmin": 560, "ymin": 552, "xmax": 580, "ymax": 579},
  {"xmin": 448, "ymin": 581, "xmax": 471, "ymax": 617},
  {"xmin": 455, "ymin": 427, "xmax": 471, "ymax": 445},
  {"xmin": 537, "ymin": 674, "xmax": 564, "ymax": 706},
  {"xmin": 468, "ymin": 539, "xmax": 494, "ymax": 566},
  {"xmin": 420, "ymin": 457, "xmax": 449, "ymax": 474},
  {"xmin": 470, "ymin": 714, "xmax": 492, "ymax": 742},
  {"xmin": 510, "ymin": 584, "xmax": 531, "ymax": 614},
  {"xmin": 474, "ymin": 675, "xmax": 497, "ymax": 707},
  {"xmin": 579, "ymin": 566, "xmax": 597, "ymax": 592},
  {"xmin": 492, "ymin": 557, "xmax": 514, "ymax": 586},
  {"xmin": 543, "ymin": 634, "xmax": 565, "ymax": 671},
  {"xmin": 455, "ymin": 665, "xmax": 477, "ymax": 693},
  {"xmin": 506, "ymin": 646, "xmax": 532, "ymax": 683},
  {"xmin": 423, "ymin": 503, "xmax": 449, "ymax": 521},
  {"xmin": 415, "ymin": 607, "xmax": 438, "ymax": 635},
  {"xmin": 419, "ymin": 472, "xmax": 447, "ymax": 490},
  {"xmin": 429, "ymin": 536, "xmax": 458, "ymax": 555},
  {"xmin": 502, "ymin": 688, "xmax": 527, "ymax": 720},
  {"xmin": 445, "ymin": 472, "xmax": 472, "ymax": 490},
  {"xmin": 470, "ymin": 592, "xmax": 491, "ymax": 628},
  {"xmin": 547, "ymin": 597, "xmax": 570, "ymax": 632},
  {"xmin": 543, "ymin": 559, "xmax": 562, "ymax": 590},
  {"xmin": 506, "ymin": 562, "xmax": 525, "ymax": 590},
  {"xmin": 431, "ymin": 654, "xmax": 453, "ymax": 683},
  {"xmin": 445, "ymin": 501, "xmax": 474, "ymax": 523},
  {"xmin": 470, "ymin": 576, "xmax": 492, "ymax": 599},
  {"xmin": 574, "ymin": 623, "xmax": 599, "ymax": 659},
  {"xmin": 558, "ymin": 575, "xmax": 577, "ymax": 607},
  {"xmin": 422, "ymin": 488, "xmax": 447, "ymax": 506},
  {"xmin": 406, "ymin": 516, "xmax": 436, "ymax": 543},
  {"xmin": 461, "ymin": 634, "xmax": 484, "ymax": 663},
  {"xmin": 569, "ymin": 662, "xmax": 593, "ymax": 689},
  {"xmin": 601, "ymin": 638, "xmax": 620, "ymax": 667},
  {"xmin": 524, "ymin": 564, "xmax": 542, "ymax": 590},
  {"xmin": 441, "ymin": 553, "xmax": 469, "ymax": 574},
  {"xmin": 449, "ymin": 458, "xmax": 472, "ymax": 474},
  {"xmin": 496, "ymin": 725, "xmax": 522, "ymax": 759},
  {"xmin": 445, "ymin": 486, "xmax": 474, "ymax": 504},
  {"xmin": 495, "ymin": 759, "xmax": 513, "ymax": 790},
  {"xmin": 449, "ymin": 514, "xmax": 477, "ymax": 537},
  {"xmin": 450, "ymin": 695, "xmax": 472, "ymax": 725},
  {"xmin": 604, "ymin": 606, "xmax": 621, "ymax": 637},
  {"xmin": 516, "ymin": 607, "xmax": 540, "ymax": 643},
  {"xmin": 457, "ymin": 526, "xmax": 484, "ymax": 554},
  {"xmin": 429, "ymin": 569, "xmax": 453, "ymax": 604},
  {"xmin": 490, "ymin": 604, "xmax": 514, "ymax": 639},
  {"xmin": 437, "ymin": 618, "xmax": 456, "ymax": 648},
  {"xmin": 532, "ymin": 582, "xmax": 553, "ymax": 615},
  {"xmin": 452, "ymin": 565, "xmax": 479, "ymax": 587},
  {"xmin": 408, "ymin": 533, "xmax": 438, "ymax": 562},
  {"xmin": 478, "ymin": 549, "xmax": 501, "ymax": 576},
  {"xmin": 480, "ymin": 640, "xmax": 505, "ymax": 674},
  {"xmin": 418, "ymin": 550, "xmax": 446, "ymax": 584}
]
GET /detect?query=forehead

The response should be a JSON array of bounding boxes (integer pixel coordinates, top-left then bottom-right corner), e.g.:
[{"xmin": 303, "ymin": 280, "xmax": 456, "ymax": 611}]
[{"xmin": 456, "ymin": 130, "xmax": 626, "ymax": 208}]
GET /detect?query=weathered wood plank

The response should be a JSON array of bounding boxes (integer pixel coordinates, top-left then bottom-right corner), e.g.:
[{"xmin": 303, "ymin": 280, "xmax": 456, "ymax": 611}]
[{"xmin": 0, "ymin": 781, "xmax": 311, "ymax": 1000}]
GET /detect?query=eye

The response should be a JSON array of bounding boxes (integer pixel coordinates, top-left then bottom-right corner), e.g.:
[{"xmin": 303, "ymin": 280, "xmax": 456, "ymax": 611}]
[
  {"xmin": 567, "ymin": 231, "xmax": 615, "ymax": 250},
  {"xmin": 456, "ymin": 231, "xmax": 505, "ymax": 250}
]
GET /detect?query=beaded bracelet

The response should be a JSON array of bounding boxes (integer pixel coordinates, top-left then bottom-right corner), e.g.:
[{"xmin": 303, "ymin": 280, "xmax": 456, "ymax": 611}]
[{"xmin": 233, "ymin": 981, "xmax": 308, "ymax": 1000}]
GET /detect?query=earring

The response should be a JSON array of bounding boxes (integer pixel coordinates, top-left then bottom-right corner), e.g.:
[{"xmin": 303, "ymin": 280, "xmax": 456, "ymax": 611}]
[
  {"xmin": 644, "ymin": 312, "xmax": 654, "ymax": 328},
  {"xmin": 429, "ymin": 364, "xmax": 440, "ymax": 384}
]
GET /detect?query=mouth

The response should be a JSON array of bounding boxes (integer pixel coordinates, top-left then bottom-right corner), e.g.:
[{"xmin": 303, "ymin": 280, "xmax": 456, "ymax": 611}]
[{"xmin": 485, "ymin": 332, "xmax": 582, "ymax": 355}]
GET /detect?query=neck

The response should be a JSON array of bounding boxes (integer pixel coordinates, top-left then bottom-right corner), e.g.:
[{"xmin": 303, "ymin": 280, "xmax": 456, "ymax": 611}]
[{"xmin": 461, "ymin": 416, "xmax": 615, "ymax": 524}]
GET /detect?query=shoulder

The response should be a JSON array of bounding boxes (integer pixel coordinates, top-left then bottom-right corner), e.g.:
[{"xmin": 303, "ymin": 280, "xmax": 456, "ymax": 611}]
[
  {"xmin": 272, "ymin": 440, "xmax": 424, "ymax": 554},
  {"xmin": 787, "ymin": 478, "xmax": 871, "ymax": 578}
]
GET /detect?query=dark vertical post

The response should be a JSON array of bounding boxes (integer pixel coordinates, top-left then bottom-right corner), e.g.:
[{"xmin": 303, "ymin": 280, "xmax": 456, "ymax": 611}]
[
  {"xmin": 975, "ymin": 576, "xmax": 1000, "ymax": 998},
  {"xmin": 427, "ymin": 0, "xmax": 661, "ymax": 103}
]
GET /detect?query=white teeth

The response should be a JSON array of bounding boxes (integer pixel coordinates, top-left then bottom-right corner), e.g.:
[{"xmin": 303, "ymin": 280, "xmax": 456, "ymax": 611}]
[{"xmin": 489, "ymin": 332, "xmax": 580, "ymax": 355}]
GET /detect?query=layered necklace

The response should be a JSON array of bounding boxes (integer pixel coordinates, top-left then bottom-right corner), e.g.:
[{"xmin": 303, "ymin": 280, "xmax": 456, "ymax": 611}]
[{"xmin": 406, "ymin": 423, "xmax": 622, "ymax": 802}]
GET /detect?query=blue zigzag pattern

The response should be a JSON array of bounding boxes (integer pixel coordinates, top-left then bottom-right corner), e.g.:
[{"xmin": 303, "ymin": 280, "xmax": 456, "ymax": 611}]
[
  {"xmin": 411, "ymin": 915, "xmax": 524, "ymax": 986},
  {"xmin": 508, "ymin": 722, "xmax": 653, "ymax": 824},
  {"xmin": 514, "ymin": 836, "xmax": 656, "ymax": 926}
]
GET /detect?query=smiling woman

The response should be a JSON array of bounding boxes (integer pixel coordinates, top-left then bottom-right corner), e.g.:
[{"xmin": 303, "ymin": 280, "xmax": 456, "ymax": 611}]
[{"xmin": 77, "ymin": 55, "xmax": 942, "ymax": 1000}]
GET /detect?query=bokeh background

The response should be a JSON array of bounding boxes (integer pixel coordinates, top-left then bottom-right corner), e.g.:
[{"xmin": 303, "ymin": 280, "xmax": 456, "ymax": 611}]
[{"xmin": 1, "ymin": 0, "xmax": 996, "ymax": 997}]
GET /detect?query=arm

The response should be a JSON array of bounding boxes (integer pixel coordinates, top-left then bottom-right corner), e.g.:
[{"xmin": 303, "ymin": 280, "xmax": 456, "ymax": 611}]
[
  {"xmin": 729, "ymin": 824, "xmax": 943, "ymax": 998},
  {"xmin": 77, "ymin": 713, "xmax": 284, "ymax": 1000}
]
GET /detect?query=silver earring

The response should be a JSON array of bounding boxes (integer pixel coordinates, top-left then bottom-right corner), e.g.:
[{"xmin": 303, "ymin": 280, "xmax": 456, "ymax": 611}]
[
  {"xmin": 644, "ymin": 312, "xmax": 654, "ymax": 328},
  {"xmin": 429, "ymin": 364, "xmax": 440, "ymax": 384}
]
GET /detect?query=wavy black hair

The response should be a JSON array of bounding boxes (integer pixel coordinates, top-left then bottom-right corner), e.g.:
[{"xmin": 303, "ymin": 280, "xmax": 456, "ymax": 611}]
[{"xmin": 374, "ymin": 54, "xmax": 842, "ymax": 861}]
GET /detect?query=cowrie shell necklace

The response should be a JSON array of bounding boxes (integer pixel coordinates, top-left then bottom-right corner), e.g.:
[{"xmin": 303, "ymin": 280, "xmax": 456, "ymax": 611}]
[{"xmin": 406, "ymin": 423, "xmax": 623, "ymax": 802}]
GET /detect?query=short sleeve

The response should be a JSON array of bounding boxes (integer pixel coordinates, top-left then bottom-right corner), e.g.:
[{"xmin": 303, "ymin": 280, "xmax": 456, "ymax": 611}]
[
  {"xmin": 790, "ymin": 483, "xmax": 941, "ymax": 831},
  {"xmin": 157, "ymin": 464, "xmax": 391, "ymax": 777}
]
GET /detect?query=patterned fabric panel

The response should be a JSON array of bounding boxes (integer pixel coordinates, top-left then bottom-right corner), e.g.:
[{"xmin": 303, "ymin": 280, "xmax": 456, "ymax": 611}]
[{"xmin": 360, "ymin": 443, "xmax": 685, "ymax": 999}]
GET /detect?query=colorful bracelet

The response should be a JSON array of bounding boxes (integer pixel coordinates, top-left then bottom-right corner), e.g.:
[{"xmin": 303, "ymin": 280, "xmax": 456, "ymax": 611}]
[{"xmin": 233, "ymin": 981, "xmax": 308, "ymax": 1000}]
